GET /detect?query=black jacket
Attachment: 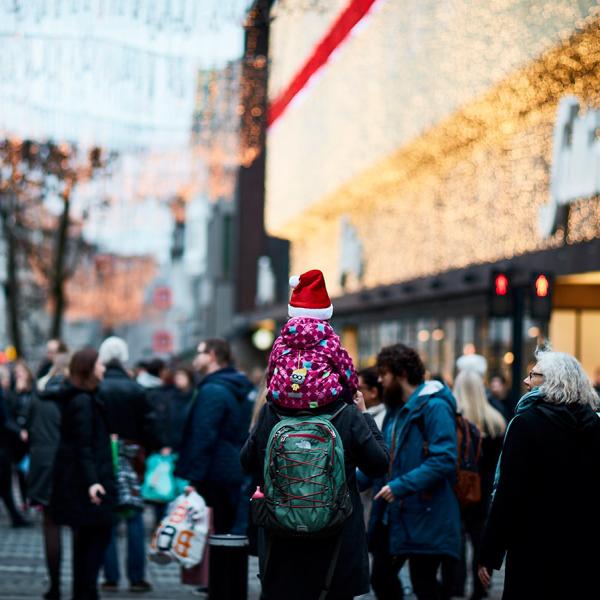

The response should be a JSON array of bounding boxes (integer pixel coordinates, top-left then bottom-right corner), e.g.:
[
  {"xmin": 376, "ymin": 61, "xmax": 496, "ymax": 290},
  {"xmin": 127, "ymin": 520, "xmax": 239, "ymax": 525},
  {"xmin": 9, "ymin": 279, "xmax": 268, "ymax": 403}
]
[
  {"xmin": 50, "ymin": 382, "xmax": 116, "ymax": 527},
  {"xmin": 175, "ymin": 367, "xmax": 253, "ymax": 488},
  {"xmin": 4, "ymin": 389, "xmax": 35, "ymax": 461},
  {"xmin": 98, "ymin": 363, "xmax": 162, "ymax": 450},
  {"xmin": 480, "ymin": 400, "xmax": 600, "ymax": 599},
  {"xmin": 241, "ymin": 401, "xmax": 389, "ymax": 600},
  {"xmin": 150, "ymin": 385, "xmax": 194, "ymax": 453},
  {"xmin": 27, "ymin": 376, "xmax": 64, "ymax": 506}
]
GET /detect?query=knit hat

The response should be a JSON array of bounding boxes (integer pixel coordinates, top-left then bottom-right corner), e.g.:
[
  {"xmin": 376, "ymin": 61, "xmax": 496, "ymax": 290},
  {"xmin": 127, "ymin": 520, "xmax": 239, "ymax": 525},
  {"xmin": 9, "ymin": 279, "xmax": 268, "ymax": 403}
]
[
  {"xmin": 456, "ymin": 353, "xmax": 487, "ymax": 377},
  {"xmin": 98, "ymin": 336, "xmax": 129, "ymax": 366},
  {"xmin": 288, "ymin": 269, "xmax": 333, "ymax": 320}
]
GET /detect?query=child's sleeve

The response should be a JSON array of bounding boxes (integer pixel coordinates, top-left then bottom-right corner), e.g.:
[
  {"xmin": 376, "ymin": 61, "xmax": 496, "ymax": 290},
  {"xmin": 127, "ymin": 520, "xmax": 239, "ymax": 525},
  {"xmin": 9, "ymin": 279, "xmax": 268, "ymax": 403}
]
[{"xmin": 335, "ymin": 344, "xmax": 359, "ymax": 395}]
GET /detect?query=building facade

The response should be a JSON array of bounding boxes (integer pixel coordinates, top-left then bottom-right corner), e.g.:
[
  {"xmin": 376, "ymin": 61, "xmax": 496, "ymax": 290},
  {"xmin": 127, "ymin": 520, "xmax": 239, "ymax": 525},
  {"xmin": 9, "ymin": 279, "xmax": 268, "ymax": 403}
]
[{"xmin": 262, "ymin": 0, "xmax": 600, "ymax": 383}]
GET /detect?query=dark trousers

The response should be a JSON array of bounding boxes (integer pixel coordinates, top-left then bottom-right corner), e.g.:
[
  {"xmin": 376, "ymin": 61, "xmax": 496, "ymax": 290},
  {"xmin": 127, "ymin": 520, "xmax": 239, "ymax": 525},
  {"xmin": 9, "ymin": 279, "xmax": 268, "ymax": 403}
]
[
  {"xmin": 0, "ymin": 454, "xmax": 21, "ymax": 523},
  {"xmin": 371, "ymin": 524, "xmax": 445, "ymax": 600},
  {"xmin": 72, "ymin": 524, "xmax": 112, "ymax": 600},
  {"xmin": 195, "ymin": 481, "xmax": 239, "ymax": 534}
]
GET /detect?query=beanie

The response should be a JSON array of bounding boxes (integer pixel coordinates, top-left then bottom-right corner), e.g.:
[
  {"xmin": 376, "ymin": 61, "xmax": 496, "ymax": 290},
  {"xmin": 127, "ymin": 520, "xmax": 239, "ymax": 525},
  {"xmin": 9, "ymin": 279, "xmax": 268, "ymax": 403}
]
[
  {"xmin": 98, "ymin": 336, "xmax": 129, "ymax": 366},
  {"xmin": 456, "ymin": 353, "xmax": 487, "ymax": 377}
]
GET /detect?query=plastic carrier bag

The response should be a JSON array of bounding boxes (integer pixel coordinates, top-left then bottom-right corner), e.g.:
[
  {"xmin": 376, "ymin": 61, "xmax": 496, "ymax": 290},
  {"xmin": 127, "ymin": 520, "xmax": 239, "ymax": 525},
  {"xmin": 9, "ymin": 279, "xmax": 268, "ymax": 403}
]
[{"xmin": 149, "ymin": 491, "xmax": 209, "ymax": 569}]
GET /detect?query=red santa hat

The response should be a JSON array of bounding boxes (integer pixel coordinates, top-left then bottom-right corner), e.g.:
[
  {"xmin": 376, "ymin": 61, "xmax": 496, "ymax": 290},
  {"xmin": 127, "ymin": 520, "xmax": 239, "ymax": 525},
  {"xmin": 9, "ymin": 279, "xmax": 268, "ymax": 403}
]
[{"xmin": 288, "ymin": 269, "xmax": 333, "ymax": 320}]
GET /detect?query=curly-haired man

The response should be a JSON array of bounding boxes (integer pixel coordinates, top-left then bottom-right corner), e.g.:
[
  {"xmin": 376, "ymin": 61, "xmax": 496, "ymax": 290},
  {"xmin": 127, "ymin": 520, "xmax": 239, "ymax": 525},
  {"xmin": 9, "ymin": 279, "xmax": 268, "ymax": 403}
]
[{"xmin": 365, "ymin": 344, "xmax": 461, "ymax": 600}]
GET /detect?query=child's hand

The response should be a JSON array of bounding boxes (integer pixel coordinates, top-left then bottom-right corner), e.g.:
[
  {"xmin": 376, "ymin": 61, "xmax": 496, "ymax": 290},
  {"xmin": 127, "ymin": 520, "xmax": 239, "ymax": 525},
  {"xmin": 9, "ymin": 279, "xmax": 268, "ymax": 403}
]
[{"xmin": 353, "ymin": 391, "xmax": 367, "ymax": 412}]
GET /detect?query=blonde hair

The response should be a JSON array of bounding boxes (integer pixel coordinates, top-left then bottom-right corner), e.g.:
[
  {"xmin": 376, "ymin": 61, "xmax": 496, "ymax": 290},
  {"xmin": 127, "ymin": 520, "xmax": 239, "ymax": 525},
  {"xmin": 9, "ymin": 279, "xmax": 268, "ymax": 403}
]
[
  {"xmin": 250, "ymin": 379, "xmax": 268, "ymax": 431},
  {"xmin": 453, "ymin": 369, "xmax": 506, "ymax": 438}
]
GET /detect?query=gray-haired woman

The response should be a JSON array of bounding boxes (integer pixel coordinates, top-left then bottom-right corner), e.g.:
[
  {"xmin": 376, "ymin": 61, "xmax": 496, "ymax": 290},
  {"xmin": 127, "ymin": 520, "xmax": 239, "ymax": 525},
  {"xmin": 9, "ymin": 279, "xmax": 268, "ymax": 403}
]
[{"xmin": 478, "ymin": 348, "xmax": 600, "ymax": 599}]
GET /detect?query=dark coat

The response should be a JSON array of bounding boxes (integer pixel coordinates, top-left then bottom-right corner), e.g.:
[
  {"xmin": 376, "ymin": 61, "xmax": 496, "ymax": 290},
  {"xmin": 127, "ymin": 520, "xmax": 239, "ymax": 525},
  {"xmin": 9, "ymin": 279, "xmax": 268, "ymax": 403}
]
[
  {"xmin": 241, "ymin": 400, "xmax": 389, "ymax": 600},
  {"xmin": 148, "ymin": 385, "xmax": 194, "ymax": 453},
  {"xmin": 4, "ymin": 389, "xmax": 35, "ymax": 461},
  {"xmin": 27, "ymin": 377, "xmax": 64, "ymax": 506},
  {"xmin": 175, "ymin": 367, "xmax": 254, "ymax": 488},
  {"xmin": 98, "ymin": 363, "xmax": 162, "ymax": 450},
  {"xmin": 50, "ymin": 383, "xmax": 117, "ymax": 527},
  {"xmin": 480, "ymin": 400, "xmax": 600, "ymax": 599}
]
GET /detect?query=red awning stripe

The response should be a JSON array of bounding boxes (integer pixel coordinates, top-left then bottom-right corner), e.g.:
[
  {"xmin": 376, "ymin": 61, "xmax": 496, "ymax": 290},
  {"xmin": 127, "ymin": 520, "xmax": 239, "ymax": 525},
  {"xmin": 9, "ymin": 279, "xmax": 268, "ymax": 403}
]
[{"xmin": 267, "ymin": 0, "xmax": 380, "ymax": 128}]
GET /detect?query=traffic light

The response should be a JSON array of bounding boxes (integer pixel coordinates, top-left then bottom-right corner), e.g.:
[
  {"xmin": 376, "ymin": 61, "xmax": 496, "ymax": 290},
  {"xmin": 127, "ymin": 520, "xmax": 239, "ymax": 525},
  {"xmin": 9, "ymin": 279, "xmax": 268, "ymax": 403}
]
[
  {"xmin": 489, "ymin": 270, "xmax": 514, "ymax": 317},
  {"xmin": 530, "ymin": 272, "xmax": 553, "ymax": 320}
]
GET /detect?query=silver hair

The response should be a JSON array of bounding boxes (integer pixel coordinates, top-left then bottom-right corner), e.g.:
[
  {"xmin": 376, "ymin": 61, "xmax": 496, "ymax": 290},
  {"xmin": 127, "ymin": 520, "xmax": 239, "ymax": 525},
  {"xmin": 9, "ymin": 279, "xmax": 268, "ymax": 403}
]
[{"xmin": 534, "ymin": 347, "xmax": 598, "ymax": 408}]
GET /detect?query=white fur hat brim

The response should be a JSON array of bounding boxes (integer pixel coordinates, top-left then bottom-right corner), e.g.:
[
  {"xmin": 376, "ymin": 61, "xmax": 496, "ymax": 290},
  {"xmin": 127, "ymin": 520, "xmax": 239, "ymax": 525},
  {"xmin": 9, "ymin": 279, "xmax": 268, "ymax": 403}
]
[{"xmin": 288, "ymin": 304, "xmax": 333, "ymax": 320}]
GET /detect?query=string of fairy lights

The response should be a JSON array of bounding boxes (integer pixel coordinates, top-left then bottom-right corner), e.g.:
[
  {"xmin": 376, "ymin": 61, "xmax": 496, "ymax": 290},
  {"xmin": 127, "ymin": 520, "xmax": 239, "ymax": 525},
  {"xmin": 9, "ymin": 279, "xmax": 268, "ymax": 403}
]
[{"xmin": 265, "ymin": 0, "xmax": 600, "ymax": 296}]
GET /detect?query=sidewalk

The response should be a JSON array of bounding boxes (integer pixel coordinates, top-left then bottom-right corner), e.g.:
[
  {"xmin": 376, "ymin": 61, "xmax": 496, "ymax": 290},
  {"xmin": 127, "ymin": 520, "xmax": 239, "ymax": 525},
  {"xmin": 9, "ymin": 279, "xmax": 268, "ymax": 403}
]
[{"xmin": 0, "ymin": 507, "xmax": 503, "ymax": 599}]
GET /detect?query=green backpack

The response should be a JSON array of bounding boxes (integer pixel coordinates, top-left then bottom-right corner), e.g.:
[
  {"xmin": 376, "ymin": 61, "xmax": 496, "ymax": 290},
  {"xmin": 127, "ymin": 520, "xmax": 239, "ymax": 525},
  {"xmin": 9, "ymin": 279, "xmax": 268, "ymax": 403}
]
[{"xmin": 253, "ymin": 405, "xmax": 352, "ymax": 538}]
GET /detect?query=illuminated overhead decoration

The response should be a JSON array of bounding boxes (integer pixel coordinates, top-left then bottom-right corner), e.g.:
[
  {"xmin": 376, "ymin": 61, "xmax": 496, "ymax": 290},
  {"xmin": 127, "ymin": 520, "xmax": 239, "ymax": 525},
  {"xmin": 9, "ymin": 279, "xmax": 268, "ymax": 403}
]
[{"xmin": 265, "ymin": 1, "xmax": 600, "ymax": 296}]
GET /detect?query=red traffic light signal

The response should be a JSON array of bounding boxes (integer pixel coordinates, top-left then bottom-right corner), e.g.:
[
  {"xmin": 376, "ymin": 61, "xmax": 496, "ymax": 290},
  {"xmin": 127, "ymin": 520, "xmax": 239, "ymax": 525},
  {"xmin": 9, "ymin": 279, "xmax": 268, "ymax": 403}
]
[
  {"xmin": 530, "ymin": 272, "xmax": 553, "ymax": 320},
  {"xmin": 495, "ymin": 273, "xmax": 509, "ymax": 296},
  {"xmin": 490, "ymin": 271, "xmax": 514, "ymax": 317},
  {"xmin": 534, "ymin": 274, "xmax": 549, "ymax": 297}
]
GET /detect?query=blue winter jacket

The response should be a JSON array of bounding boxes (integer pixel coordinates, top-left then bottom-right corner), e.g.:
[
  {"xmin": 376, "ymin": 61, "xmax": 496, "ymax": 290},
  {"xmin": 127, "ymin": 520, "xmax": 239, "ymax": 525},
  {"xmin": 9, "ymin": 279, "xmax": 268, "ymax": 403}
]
[
  {"xmin": 174, "ymin": 367, "xmax": 254, "ymax": 487},
  {"xmin": 363, "ymin": 380, "xmax": 461, "ymax": 558}
]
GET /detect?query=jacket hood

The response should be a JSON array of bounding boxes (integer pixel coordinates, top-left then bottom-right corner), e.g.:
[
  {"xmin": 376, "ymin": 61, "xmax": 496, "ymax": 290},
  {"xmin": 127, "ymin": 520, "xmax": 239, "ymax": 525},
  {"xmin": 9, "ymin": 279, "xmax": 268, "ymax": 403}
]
[
  {"xmin": 535, "ymin": 400, "xmax": 600, "ymax": 437},
  {"xmin": 278, "ymin": 317, "xmax": 333, "ymax": 350},
  {"xmin": 202, "ymin": 367, "xmax": 253, "ymax": 403},
  {"xmin": 404, "ymin": 380, "xmax": 457, "ymax": 415}
]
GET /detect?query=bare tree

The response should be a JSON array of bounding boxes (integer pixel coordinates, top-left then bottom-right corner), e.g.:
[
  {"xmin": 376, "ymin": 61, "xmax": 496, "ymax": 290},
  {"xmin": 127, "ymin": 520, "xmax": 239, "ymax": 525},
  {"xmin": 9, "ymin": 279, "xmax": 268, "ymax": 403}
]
[{"xmin": 0, "ymin": 139, "xmax": 110, "ymax": 354}]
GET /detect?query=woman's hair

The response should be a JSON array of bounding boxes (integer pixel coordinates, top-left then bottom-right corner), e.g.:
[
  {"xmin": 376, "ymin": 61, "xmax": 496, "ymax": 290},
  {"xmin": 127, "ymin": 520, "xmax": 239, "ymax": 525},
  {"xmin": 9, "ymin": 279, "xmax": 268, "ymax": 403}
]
[
  {"xmin": 69, "ymin": 347, "xmax": 100, "ymax": 391},
  {"xmin": 535, "ymin": 348, "xmax": 598, "ymax": 407},
  {"xmin": 453, "ymin": 369, "xmax": 506, "ymax": 438},
  {"xmin": 14, "ymin": 359, "xmax": 34, "ymax": 390},
  {"xmin": 250, "ymin": 379, "xmax": 268, "ymax": 431}
]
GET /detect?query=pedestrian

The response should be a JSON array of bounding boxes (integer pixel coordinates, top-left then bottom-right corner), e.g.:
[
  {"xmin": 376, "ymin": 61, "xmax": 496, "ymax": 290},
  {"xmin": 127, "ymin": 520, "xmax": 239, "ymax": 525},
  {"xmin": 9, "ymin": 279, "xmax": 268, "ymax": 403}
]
[
  {"xmin": 359, "ymin": 367, "xmax": 386, "ymax": 429},
  {"xmin": 456, "ymin": 353, "xmax": 511, "ymax": 420},
  {"xmin": 0, "ymin": 383, "xmax": 30, "ymax": 527},
  {"xmin": 478, "ymin": 348, "xmax": 600, "ymax": 599},
  {"xmin": 241, "ymin": 388, "xmax": 388, "ymax": 600},
  {"xmin": 29, "ymin": 349, "xmax": 70, "ymax": 600},
  {"xmin": 6, "ymin": 359, "xmax": 36, "ymax": 506},
  {"xmin": 96, "ymin": 336, "xmax": 161, "ymax": 594},
  {"xmin": 146, "ymin": 364, "xmax": 195, "ymax": 525},
  {"xmin": 367, "ymin": 343, "xmax": 461, "ymax": 600},
  {"xmin": 36, "ymin": 340, "xmax": 68, "ymax": 380},
  {"xmin": 453, "ymin": 369, "xmax": 505, "ymax": 600},
  {"xmin": 241, "ymin": 272, "xmax": 389, "ymax": 599},
  {"xmin": 175, "ymin": 338, "xmax": 254, "ymax": 534},
  {"xmin": 266, "ymin": 270, "xmax": 359, "ymax": 410},
  {"xmin": 488, "ymin": 373, "xmax": 516, "ymax": 421},
  {"xmin": 50, "ymin": 347, "xmax": 116, "ymax": 600},
  {"xmin": 358, "ymin": 367, "xmax": 386, "ymax": 527},
  {"xmin": 135, "ymin": 358, "xmax": 164, "ymax": 390}
]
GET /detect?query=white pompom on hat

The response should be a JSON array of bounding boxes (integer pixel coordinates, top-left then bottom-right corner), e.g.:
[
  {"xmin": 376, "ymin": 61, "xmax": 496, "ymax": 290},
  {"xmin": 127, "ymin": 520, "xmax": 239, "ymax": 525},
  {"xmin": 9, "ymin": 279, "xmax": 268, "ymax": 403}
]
[
  {"xmin": 456, "ymin": 353, "xmax": 487, "ymax": 377},
  {"xmin": 288, "ymin": 269, "xmax": 333, "ymax": 320}
]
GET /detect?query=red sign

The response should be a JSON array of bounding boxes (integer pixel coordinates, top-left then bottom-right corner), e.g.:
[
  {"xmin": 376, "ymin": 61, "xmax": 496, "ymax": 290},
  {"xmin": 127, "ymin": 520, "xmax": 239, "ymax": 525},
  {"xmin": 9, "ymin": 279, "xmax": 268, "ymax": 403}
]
[
  {"xmin": 153, "ymin": 286, "xmax": 172, "ymax": 310},
  {"xmin": 152, "ymin": 331, "xmax": 173, "ymax": 354}
]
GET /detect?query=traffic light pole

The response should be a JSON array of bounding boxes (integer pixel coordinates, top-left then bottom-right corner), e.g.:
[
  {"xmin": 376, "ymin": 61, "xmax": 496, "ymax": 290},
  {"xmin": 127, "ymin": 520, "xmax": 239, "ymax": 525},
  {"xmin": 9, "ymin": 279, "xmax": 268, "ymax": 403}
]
[{"xmin": 511, "ymin": 286, "xmax": 525, "ymax": 403}]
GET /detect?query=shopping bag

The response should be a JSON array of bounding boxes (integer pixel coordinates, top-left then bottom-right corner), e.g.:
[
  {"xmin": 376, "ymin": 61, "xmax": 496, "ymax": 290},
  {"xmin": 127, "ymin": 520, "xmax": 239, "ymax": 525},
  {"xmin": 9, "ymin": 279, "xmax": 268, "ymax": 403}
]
[
  {"xmin": 142, "ymin": 454, "xmax": 176, "ymax": 503},
  {"xmin": 181, "ymin": 507, "xmax": 213, "ymax": 587},
  {"xmin": 149, "ymin": 491, "xmax": 209, "ymax": 569}
]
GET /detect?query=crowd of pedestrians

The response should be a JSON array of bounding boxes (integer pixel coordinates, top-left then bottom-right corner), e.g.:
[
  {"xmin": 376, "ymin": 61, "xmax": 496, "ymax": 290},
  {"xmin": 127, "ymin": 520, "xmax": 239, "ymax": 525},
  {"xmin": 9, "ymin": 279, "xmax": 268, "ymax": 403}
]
[{"xmin": 0, "ymin": 269, "xmax": 599, "ymax": 600}]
